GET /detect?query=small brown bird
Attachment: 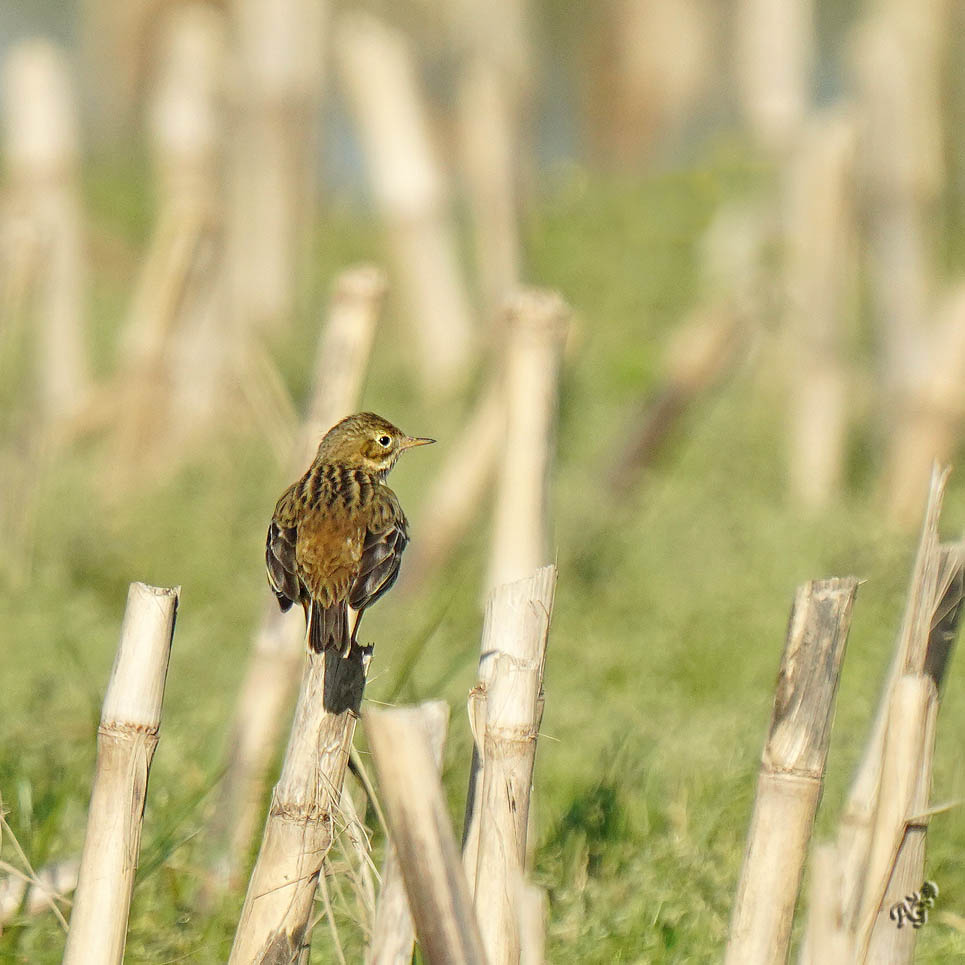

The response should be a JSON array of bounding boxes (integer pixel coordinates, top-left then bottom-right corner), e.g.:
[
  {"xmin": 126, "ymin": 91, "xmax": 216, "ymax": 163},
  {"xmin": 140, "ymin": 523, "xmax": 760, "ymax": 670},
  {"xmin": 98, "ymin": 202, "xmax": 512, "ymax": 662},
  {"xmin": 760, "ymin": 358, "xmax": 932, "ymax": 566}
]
[{"xmin": 266, "ymin": 412, "xmax": 434, "ymax": 654}]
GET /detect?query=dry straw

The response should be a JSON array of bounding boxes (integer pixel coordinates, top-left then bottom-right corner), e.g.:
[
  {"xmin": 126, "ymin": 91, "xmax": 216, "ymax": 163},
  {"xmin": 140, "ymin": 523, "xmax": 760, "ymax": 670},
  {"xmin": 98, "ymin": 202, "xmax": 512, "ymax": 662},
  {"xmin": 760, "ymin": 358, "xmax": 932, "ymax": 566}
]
[{"xmin": 62, "ymin": 582, "xmax": 179, "ymax": 965}]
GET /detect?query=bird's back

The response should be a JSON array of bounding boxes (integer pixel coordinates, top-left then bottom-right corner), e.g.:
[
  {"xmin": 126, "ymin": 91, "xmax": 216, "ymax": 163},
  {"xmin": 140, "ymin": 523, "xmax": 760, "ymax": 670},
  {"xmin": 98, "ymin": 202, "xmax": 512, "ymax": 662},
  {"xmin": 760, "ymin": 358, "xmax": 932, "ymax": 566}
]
[{"xmin": 266, "ymin": 460, "xmax": 409, "ymax": 651}]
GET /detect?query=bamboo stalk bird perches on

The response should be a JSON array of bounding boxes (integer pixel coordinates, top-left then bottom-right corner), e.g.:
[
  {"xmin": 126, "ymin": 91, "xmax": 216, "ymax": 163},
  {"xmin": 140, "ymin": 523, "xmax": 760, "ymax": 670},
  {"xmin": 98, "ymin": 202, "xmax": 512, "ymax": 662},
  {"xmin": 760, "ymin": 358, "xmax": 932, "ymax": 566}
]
[{"xmin": 228, "ymin": 645, "xmax": 370, "ymax": 964}]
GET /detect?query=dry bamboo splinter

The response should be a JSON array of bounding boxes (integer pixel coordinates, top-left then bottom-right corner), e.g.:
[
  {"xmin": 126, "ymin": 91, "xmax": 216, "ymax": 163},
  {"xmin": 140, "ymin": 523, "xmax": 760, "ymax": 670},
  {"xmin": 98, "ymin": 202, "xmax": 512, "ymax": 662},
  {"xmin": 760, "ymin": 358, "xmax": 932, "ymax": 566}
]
[
  {"xmin": 365, "ymin": 705, "xmax": 487, "ymax": 965},
  {"xmin": 367, "ymin": 700, "xmax": 450, "ymax": 965}
]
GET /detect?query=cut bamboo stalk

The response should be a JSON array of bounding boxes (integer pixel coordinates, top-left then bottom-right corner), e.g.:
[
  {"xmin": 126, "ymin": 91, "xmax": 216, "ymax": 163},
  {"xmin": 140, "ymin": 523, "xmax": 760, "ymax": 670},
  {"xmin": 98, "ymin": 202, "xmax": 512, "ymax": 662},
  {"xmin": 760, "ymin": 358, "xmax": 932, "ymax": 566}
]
[
  {"xmin": 226, "ymin": 0, "xmax": 327, "ymax": 332},
  {"xmin": 2, "ymin": 40, "xmax": 89, "ymax": 431},
  {"xmin": 335, "ymin": 10, "xmax": 474, "ymax": 396},
  {"xmin": 301, "ymin": 266, "xmax": 387, "ymax": 465},
  {"xmin": 584, "ymin": 0, "xmax": 711, "ymax": 167},
  {"xmin": 454, "ymin": 0, "xmax": 529, "ymax": 321},
  {"xmin": 110, "ymin": 206, "xmax": 220, "ymax": 480},
  {"xmin": 364, "ymin": 706, "xmax": 487, "ymax": 965},
  {"xmin": 150, "ymin": 1, "xmax": 230, "ymax": 447},
  {"xmin": 517, "ymin": 881, "xmax": 547, "ymax": 965},
  {"xmin": 148, "ymin": 2, "xmax": 226, "ymax": 211},
  {"xmin": 734, "ymin": 0, "xmax": 813, "ymax": 155},
  {"xmin": 62, "ymin": 583, "xmax": 179, "ymax": 965},
  {"xmin": 367, "ymin": 700, "xmax": 450, "ymax": 965},
  {"xmin": 457, "ymin": 59, "xmax": 521, "ymax": 323},
  {"xmin": 724, "ymin": 577, "xmax": 858, "ymax": 965},
  {"xmin": 883, "ymin": 287, "xmax": 965, "ymax": 527},
  {"xmin": 473, "ymin": 569, "xmax": 557, "ymax": 965},
  {"xmin": 784, "ymin": 109, "xmax": 856, "ymax": 510},
  {"xmin": 398, "ymin": 379, "xmax": 504, "ymax": 593},
  {"xmin": 228, "ymin": 645, "xmax": 370, "ymax": 964},
  {"xmin": 487, "ymin": 290, "xmax": 569, "ymax": 592},
  {"xmin": 860, "ymin": 675, "xmax": 938, "ymax": 963},
  {"xmin": 837, "ymin": 467, "xmax": 951, "ymax": 925},
  {"xmin": 207, "ymin": 265, "xmax": 384, "ymax": 894},
  {"xmin": 851, "ymin": 1, "xmax": 947, "ymax": 429},
  {"xmin": 799, "ymin": 842, "xmax": 852, "ymax": 965},
  {"xmin": 463, "ymin": 566, "xmax": 557, "ymax": 896},
  {"xmin": 802, "ymin": 542, "xmax": 964, "ymax": 964}
]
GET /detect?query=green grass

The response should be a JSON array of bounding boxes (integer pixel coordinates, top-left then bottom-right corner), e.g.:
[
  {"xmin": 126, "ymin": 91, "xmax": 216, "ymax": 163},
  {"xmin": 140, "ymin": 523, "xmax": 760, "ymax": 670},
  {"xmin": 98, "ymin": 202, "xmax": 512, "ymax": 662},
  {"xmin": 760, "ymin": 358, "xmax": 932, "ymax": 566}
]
[{"xmin": 4, "ymin": 154, "xmax": 965, "ymax": 963}]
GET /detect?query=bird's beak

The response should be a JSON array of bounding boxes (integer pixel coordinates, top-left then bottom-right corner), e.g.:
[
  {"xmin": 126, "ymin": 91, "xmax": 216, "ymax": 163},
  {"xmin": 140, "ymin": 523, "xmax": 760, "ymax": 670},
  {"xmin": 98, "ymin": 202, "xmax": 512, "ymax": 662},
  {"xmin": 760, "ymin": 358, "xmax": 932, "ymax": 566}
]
[{"xmin": 401, "ymin": 435, "xmax": 435, "ymax": 450}]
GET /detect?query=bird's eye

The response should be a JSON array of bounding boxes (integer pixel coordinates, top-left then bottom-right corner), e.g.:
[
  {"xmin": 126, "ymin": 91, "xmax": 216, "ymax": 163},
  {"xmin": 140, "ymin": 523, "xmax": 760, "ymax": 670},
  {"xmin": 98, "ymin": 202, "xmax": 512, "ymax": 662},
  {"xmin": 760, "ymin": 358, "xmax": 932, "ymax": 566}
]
[{"xmin": 378, "ymin": 434, "xmax": 392, "ymax": 447}]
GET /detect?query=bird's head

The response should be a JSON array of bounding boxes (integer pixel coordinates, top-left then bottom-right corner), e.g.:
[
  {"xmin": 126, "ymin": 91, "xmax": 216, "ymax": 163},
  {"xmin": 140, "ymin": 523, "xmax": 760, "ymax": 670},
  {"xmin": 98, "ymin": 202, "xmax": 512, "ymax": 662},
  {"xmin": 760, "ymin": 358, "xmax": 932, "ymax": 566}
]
[{"xmin": 315, "ymin": 412, "xmax": 435, "ymax": 477}]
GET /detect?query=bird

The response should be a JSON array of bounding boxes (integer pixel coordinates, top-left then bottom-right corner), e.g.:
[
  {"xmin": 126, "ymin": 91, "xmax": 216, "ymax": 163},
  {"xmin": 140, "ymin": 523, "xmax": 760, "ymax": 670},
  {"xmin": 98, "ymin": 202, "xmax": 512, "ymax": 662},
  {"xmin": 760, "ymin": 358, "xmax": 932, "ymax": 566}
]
[{"xmin": 266, "ymin": 412, "xmax": 434, "ymax": 655}]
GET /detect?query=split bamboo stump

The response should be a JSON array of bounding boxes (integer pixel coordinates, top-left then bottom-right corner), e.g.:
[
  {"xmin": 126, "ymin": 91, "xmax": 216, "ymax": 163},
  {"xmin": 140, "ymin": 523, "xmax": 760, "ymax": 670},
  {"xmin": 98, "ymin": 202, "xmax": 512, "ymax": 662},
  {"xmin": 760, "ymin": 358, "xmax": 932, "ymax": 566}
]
[
  {"xmin": 228, "ymin": 644, "xmax": 370, "ymax": 963},
  {"xmin": 725, "ymin": 577, "xmax": 858, "ymax": 965},
  {"xmin": 835, "ymin": 468, "xmax": 952, "ymax": 927},
  {"xmin": 365, "ymin": 705, "xmax": 487, "ymax": 965},
  {"xmin": 62, "ymin": 582, "xmax": 179, "ymax": 965}
]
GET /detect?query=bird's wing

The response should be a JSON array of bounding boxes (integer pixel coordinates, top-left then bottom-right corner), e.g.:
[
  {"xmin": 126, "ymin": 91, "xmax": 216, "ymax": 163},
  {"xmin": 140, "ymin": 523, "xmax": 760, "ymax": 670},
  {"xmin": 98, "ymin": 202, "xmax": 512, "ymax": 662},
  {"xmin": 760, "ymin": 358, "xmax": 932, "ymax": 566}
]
[
  {"xmin": 348, "ymin": 486, "xmax": 409, "ymax": 612},
  {"xmin": 266, "ymin": 483, "xmax": 301, "ymax": 611}
]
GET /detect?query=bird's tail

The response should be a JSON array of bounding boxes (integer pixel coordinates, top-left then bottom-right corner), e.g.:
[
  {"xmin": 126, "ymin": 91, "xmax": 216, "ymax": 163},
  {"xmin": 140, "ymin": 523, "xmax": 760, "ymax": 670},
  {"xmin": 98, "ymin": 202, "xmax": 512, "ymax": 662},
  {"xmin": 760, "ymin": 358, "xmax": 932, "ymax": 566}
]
[{"xmin": 307, "ymin": 601, "xmax": 351, "ymax": 655}]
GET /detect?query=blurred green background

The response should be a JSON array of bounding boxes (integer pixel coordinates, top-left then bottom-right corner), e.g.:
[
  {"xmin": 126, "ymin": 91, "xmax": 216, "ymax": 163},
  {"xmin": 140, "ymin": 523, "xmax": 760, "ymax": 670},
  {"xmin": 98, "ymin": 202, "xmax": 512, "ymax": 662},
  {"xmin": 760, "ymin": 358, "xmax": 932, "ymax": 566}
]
[{"xmin": 3, "ymin": 0, "xmax": 965, "ymax": 962}]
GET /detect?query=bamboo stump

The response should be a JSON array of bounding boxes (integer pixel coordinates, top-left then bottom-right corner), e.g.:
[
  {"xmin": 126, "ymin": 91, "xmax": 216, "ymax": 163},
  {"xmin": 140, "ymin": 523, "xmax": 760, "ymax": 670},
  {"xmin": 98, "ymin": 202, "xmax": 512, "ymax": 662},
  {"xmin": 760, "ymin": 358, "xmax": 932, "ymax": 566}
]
[
  {"xmin": 335, "ymin": 10, "xmax": 474, "ymax": 396},
  {"xmin": 725, "ymin": 577, "xmax": 858, "ymax": 965},
  {"xmin": 1, "ymin": 40, "xmax": 89, "ymax": 432},
  {"xmin": 734, "ymin": 0, "xmax": 812, "ymax": 155},
  {"xmin": 62, "ymin": 583, "xmax": 179, "ymax": 965},
  {"xmin": 462, "ymin": 565, "xmax": 556, "ymax": 965},
  {"xmin": 488, "ymin": 290, "xmax": 568, "ymax": 592},
  {"xmin": 226, "ymin": 0, "xmax": 326, "ymax": 332},
  {"xmin": 228, "ymin": 645, "xmax": 370, "ymax": 963}
]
